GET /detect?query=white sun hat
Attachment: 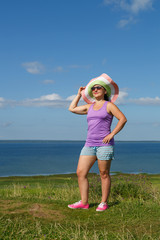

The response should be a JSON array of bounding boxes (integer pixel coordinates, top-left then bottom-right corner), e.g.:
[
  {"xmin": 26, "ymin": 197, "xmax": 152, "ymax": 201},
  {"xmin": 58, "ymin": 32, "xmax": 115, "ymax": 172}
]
[{"xmin": 81, "ymin": 73, "xmax": 119, "ymax": 104}]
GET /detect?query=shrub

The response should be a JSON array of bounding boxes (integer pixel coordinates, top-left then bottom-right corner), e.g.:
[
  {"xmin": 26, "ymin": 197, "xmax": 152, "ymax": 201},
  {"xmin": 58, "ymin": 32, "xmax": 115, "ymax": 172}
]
[{"xmin": 89, "ymin": 174, "xmax": 153, "ymax": 203}]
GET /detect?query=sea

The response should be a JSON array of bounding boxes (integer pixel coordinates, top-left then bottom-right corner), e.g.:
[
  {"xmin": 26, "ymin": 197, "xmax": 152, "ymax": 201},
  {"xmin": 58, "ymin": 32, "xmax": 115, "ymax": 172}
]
[{"xmin": 0, "ymin": 141, "xmax": 160, "ymax": 177}]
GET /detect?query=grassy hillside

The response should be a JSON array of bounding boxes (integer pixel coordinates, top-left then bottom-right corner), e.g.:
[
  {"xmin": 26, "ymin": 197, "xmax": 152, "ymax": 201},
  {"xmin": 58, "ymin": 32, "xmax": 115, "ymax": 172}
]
[{"xmin": 0, "ymin": 173, "xmax": 160, "ymax": 240}]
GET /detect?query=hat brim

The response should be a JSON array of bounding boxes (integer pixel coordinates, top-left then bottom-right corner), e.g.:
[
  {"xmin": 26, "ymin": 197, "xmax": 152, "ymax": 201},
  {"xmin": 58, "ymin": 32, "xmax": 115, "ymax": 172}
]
[{"xmin": 81, "ymin": 73, "xmax": 119, "ymax": 104}]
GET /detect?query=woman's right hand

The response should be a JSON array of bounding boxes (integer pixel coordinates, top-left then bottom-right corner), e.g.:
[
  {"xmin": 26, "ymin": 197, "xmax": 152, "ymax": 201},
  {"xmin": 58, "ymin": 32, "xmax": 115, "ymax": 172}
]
[
  {"xmin": 78, "ymin": 87, "xmax": 85, "ymax": 96},
  {"xmin": 69, "ymin": 86, "xmax": 89, "ymax": 114}
]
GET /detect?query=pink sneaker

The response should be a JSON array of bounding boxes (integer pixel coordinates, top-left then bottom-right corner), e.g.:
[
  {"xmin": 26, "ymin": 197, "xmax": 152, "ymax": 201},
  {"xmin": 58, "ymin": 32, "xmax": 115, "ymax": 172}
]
[
  {"xmin": 96, "ymin": 202, "xmax": 109, "ymax": 212},
  {"xmin": 68, "ymin": 200, "xmax": 89, "ymax": 209}
]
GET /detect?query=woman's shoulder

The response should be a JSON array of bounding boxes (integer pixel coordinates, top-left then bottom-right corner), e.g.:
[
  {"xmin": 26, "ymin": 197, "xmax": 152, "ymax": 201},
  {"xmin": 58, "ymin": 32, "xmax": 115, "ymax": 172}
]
[
  {"xmin": 106, "ymin": 101, "xmax": 116, "ymax": 108},
  {"xmin": 106, "ymin": 101, "xmax": 117, "ymax": 114}
]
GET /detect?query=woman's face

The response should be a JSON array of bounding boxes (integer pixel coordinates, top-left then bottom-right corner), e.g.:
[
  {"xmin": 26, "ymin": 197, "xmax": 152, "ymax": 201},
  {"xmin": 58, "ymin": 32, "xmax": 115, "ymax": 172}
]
[{"xmin": 91, "ymin": 84, "xmax": 106, "ymax": 98}]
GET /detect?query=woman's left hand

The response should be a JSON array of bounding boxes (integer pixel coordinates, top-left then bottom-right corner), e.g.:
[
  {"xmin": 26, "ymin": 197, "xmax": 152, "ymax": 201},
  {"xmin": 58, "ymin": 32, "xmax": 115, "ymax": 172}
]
[{"xmin": 102, "ymin": 133, "xmax": 114, "ymax": 144}]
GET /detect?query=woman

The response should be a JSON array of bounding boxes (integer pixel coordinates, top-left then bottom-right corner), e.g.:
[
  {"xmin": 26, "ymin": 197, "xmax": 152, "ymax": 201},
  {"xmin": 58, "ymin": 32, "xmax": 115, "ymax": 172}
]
[{"xmin": 68, "ymin": 74, "xmax": 127, "ymax": 211}]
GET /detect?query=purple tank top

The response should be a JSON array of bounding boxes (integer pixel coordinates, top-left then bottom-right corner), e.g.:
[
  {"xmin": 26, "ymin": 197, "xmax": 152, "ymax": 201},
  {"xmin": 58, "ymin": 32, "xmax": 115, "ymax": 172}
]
[{"xmin": 85, "ymin": 101, "xmax": 114, "ymax": 147}]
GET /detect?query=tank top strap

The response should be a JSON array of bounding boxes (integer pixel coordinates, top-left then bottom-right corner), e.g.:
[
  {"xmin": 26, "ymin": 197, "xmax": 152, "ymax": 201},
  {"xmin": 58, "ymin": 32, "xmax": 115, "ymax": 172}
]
[
  {"xmin": 103, "ymin": 101, "xmax": 108, "ymax": 108},
  {"xmin": 88, "ymin": 103, "xmax": 94, "ymax": 113},
  {"xmin": 100, "ymin": 101, "xmax": 108, "ymax": 111}
]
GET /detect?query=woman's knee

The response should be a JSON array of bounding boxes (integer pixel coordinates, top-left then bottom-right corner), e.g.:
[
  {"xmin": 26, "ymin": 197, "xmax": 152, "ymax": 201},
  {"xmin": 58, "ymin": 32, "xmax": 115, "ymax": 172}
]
[
  {"xmin": 99, "ymin": 170, "xmax": 110, "ymax": 179},
  {"xmin": 76, "ymin": 168, "xmax": 87, "ymax": 179}
]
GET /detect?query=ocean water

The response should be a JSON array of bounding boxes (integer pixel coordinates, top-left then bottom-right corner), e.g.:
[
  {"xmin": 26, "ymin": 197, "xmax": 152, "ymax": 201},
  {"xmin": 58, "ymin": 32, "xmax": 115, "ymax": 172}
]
[{"xmin": 0, "ymin": 141, "xmax": 160, "ymax": 177}]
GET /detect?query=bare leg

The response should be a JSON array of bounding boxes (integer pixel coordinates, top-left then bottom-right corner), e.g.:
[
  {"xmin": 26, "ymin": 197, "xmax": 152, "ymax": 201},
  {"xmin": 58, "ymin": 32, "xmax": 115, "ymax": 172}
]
[
  {"xmin": 97, "ymin": 160, "xmax": 112, "ymax": 203},
  {"xmin": 76, "ymin": 155, "xmax": 97, "ymax": 205}
]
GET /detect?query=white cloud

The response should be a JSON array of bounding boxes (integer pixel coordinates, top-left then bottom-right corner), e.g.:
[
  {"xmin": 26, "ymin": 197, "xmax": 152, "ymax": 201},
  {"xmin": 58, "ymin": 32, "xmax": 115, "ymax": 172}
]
[
  {"xmin": 0, "ymin": 97, "xmax": 5, "ymax": 108},
  {"xmin": 52, "ymin": 64, "xmax": 92, "ymax": 73},
  {"xmin": 129, "ymin": 96, "xmax": 160, "ymax": 105},
  {"xmin": 152, "ymin": 122, "xmax": 160, "ymax": 127},
  {"xmin": 66, "ymin": 95, "xmax": 84, "ymax": 104},
  {"xmin": 20, "ymin": 93, "xmax": 63, "ymax": 107},
  {"xmin": 53, "ymin": 65, "xmax": 91, "ymax": 72},
  {"xmin": 129, "ymin": 0, "xmax": 153, "ymax": 14},
  {"xmin": 104, "ymin": 0, "xmax": 153, "ymax": 13},
  {"xmin": 42, "ymin": 80, "xmax": 54, "ymax": 84},
  {"xmin": 0, "ymin": 97, "xmax": 16, "ymax": 108},
  {"xmin": 118, "ymin": 16, "xmax": 135, "ymax": 28},
  {"xmin": 66, "ymin": 95, "xmax": 77, "ymax": 101},
  {"xmin": 103, "ymin": 0, "xmax": 154, "ymax": 27},
  {"xmin": 1, "ymin": 92, "xmax": 160, "ymax": 108},
  {"xmin": 116, "ymin": 90, "xmax": 129, "ymax": 105},
  {"xmin": 36, "ymin": 94, "xmax": 61, "ymax": 101},
  {"xmin": 102, "ymin": 58, "xmax": 107, "ymax": 65},
  {"xmin": 21, "ymin": 93, "xmax": 85, "ymax": 107},
  {"xmin": 3, "ymin": 93, "xmax": 85, "ymax": 108},
  {"xmin": 0, "ymin": 122, "xmax": 13, "ymax": 128},
  {"xmin": 53, "ymin": 66, "xmax": 64, "ymax": 72},
  {"xmin": 22, "ymin": 61, "xmax": 45, "ymax": 74}
]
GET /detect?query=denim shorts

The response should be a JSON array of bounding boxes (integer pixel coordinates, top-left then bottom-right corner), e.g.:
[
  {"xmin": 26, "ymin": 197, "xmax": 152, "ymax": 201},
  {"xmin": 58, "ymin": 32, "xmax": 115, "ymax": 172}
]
[{"xmin": 80, "ymin": 145, "xmax": 114, "ymax": 161}]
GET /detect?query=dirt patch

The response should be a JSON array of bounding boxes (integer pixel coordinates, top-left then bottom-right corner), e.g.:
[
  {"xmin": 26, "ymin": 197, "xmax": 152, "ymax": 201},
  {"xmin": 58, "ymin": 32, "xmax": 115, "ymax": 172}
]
[
  {"xmin": 29, "ymin": 203, "xmax": 65, "ymax": 220},
  {"xmin": 0, "ymin": 200, "xmax": 25, "ymax": 212},
  {"xmin": 0, "ymin": 200, "xmax": 65, "ymax": 221}
]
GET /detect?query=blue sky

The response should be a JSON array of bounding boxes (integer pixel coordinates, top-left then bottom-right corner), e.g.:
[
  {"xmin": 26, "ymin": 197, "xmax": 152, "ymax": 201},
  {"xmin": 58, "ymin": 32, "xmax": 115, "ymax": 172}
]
[{"xmin": 0, "ymin": 0, "xmax": 160, "ymax": 141}]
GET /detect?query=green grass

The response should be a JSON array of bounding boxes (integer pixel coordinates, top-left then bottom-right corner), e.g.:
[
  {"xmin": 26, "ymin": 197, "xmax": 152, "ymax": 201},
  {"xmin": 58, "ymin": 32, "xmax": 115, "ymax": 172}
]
[
  {"xmin": 0, "ymin": 173, "xmax": 160, "ymax": 240},
  {"xmin": 149, "ymin": 175, "xmax": 160, "ymax": 191}
]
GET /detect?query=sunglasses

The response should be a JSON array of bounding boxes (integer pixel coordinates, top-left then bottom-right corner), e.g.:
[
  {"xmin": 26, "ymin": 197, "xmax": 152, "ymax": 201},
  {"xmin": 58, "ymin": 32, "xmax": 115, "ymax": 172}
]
[{"xmin": 91, "ymin": 86, "xmax": 103, "ymax": 91}]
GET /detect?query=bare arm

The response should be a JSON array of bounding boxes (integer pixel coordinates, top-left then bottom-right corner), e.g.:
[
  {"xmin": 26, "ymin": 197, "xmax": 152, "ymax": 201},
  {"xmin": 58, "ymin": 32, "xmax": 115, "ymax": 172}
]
[
  {"xmin": 102, "ymin": 102, "xmax": 127, "ymax": 144},
  {"xmin": 68, "ymin": 87, "xmax": 91, "ymax": 115}
]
